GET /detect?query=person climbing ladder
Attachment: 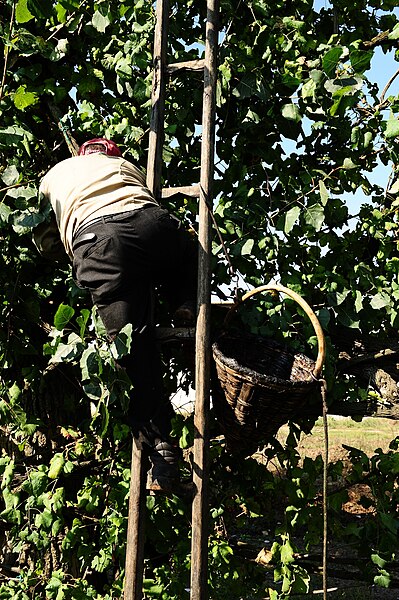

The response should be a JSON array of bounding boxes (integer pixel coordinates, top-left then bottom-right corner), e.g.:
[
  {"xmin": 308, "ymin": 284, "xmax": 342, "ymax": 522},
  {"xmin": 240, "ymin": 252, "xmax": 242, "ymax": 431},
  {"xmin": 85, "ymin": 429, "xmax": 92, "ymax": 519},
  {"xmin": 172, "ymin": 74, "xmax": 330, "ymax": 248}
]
[{"xmin": 33, "ymin": 137, "xmax": 198, "ymax": 492}]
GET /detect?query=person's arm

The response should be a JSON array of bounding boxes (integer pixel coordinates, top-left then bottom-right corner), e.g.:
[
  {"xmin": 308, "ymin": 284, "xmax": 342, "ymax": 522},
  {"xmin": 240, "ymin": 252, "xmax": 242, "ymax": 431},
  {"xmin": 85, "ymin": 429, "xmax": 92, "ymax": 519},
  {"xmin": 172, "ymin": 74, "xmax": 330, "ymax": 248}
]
[
  {"xmin": 32, "ymin": 187, "xmax": 68, "ymax": 263},
  {"xmin": 32, "ymin": 215, "xmax": 68, "ymax": 262}
]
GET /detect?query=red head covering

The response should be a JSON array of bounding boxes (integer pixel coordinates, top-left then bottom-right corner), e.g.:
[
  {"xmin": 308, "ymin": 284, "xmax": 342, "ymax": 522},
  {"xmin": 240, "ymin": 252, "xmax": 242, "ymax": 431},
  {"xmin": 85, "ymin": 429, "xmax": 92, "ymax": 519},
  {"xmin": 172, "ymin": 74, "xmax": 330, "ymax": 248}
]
[{"xmin": 78, "ymin": 138, "xmax": 122, "ymax": 157}]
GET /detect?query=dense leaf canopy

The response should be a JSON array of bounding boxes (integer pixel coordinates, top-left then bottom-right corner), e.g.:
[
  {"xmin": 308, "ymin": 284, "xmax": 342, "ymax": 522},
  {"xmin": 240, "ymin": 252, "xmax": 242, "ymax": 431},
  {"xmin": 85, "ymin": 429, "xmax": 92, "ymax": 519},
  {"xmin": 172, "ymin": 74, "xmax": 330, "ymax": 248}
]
[{"xmin": 0, "ymin": 0, "xmax": 398, "ymax": 597}]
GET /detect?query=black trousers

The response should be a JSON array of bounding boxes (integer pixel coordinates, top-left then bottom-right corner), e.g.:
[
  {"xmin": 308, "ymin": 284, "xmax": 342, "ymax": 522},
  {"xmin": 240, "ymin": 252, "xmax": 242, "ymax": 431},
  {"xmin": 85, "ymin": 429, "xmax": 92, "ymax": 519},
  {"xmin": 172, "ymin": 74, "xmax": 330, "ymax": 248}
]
[{"xmin": 72, "ymin": 205, "xmax": 197, "ymax": 442}]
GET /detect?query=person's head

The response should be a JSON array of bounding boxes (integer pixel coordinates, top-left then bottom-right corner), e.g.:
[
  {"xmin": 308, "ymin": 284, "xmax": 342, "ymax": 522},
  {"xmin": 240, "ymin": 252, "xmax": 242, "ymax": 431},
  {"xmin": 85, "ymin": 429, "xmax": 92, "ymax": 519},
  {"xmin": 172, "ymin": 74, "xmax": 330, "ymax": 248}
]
[{"xmin": 78, "ymin": 138, "xmax": 122, "ymax": 157}]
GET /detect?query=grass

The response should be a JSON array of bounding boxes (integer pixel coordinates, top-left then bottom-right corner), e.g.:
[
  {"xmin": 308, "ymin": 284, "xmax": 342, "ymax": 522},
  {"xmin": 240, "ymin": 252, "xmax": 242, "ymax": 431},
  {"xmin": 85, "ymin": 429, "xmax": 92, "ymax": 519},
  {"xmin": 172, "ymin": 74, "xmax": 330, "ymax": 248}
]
[{"xmin": 278, "ymin": 416, "xmax": 398, "ymax": 461}]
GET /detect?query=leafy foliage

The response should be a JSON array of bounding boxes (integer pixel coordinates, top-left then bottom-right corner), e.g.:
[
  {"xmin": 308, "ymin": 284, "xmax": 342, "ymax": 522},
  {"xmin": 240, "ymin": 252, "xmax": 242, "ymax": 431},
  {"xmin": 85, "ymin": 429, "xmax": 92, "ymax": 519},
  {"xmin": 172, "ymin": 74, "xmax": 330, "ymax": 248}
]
[{"xmin": 0, "ymin": 0, "xmax": 399, "ymax": 597}]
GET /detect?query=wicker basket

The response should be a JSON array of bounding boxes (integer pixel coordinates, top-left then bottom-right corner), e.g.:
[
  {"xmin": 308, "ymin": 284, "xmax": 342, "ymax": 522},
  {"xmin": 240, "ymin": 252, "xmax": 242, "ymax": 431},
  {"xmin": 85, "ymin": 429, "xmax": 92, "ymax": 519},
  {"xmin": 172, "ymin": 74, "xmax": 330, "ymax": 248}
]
[{"xmin": 212, "ymin": 284, "xmax": 326, "ymax": 455}]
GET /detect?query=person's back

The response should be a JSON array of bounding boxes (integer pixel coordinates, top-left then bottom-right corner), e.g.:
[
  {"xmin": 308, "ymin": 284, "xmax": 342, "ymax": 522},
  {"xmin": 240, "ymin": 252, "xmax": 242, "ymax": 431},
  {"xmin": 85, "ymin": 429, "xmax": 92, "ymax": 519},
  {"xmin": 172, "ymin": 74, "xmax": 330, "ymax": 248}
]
[{"xmin": 40, "ymin": 153, "xmax": 156, "ymax": 257}]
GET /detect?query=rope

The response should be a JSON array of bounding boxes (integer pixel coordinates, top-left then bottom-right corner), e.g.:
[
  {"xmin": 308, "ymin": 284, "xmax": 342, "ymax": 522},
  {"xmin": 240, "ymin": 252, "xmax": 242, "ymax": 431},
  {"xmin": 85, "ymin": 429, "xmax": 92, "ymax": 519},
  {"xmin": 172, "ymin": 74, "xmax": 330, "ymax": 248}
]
[
  {"xmin": 46, "ymin": 100, "xmax": 79, "ymax": 156},
  {"xmin": 58, "ymin": 119, "xmax": 78, "ymax": 156},
  {"xmin": 320, "ymin": 378, "xmax": 329, "ymax": 600}
]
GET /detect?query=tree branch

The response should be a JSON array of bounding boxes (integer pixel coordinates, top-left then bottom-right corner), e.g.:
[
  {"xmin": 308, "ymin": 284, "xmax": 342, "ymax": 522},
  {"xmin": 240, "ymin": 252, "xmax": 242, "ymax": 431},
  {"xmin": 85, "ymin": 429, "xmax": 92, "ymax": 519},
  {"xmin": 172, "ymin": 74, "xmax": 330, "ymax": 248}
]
[{"xmin": 379, "ymin": 67, "xmax": 399, "ymax": 105}]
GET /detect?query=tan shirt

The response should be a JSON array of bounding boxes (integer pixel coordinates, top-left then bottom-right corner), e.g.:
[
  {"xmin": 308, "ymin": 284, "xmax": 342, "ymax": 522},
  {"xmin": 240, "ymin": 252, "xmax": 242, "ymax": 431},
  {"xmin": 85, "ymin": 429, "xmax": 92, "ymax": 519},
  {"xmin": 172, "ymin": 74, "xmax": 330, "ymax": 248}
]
[{"xmin": 34, "ymin": 154, "xmax": 157, "ymax": 259}]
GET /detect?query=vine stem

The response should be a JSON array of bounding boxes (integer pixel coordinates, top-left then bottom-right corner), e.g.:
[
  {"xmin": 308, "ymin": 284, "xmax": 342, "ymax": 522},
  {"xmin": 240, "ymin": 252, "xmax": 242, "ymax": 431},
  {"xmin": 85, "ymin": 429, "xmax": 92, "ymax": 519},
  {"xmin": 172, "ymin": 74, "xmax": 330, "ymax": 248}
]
[
  {"xmin": 321, "ymin": 379, "xmax": 329, "ymax": 600},
  {"xmin": 0, "ymin": 0, "xmax": 16, "ymax": 101}
]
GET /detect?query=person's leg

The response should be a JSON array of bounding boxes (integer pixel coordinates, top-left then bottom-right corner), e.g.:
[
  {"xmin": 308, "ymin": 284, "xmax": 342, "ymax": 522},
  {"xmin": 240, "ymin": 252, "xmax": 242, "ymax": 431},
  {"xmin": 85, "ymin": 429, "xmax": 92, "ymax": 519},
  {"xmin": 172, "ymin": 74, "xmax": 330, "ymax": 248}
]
[
  {"xmin": 126, "ymin": 205, "xmax": 198, "ymax": 318},
  {"xmin": 95, "ymin": 296, "xmax": 174, "ymax": 440},
  {"xmin": 72, "ymin": 215, "xmax": 181, "ymax": 490},
  {"xmin": 72, "ymin": 218, "xmax": 173, "ymax": 438}
]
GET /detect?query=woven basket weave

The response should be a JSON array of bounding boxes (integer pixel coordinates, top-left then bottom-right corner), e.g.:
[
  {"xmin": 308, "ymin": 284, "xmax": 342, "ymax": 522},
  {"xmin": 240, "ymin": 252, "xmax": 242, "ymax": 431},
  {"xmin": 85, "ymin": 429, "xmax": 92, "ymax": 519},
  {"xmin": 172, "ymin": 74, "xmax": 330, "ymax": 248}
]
[{"xmin": 212, "ymin": 285, "xmax": 325, "ymax": 455}]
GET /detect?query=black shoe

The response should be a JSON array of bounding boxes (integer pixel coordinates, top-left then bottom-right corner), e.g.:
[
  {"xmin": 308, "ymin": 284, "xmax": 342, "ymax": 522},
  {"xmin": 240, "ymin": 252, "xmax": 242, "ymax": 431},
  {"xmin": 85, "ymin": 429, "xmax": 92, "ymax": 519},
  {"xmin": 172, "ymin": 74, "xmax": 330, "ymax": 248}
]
[
  {"xmin": 147, "ymin": 440, "xmax": 180, "ymax": 493},
  {"xmin": 173, "ymin": 301, "xmax": 196, "ymax": 326}
]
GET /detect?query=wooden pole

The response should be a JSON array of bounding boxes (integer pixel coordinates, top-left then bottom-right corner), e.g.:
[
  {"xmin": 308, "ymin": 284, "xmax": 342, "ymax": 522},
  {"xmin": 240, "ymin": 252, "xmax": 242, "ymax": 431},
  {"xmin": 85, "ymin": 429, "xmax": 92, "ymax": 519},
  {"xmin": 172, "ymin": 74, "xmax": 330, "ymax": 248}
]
[
  {"xmin": 146, "ymin": 0, "xmax": 169, "ymax": 199},
  {"xmin": 124, "ymin": 437, "xmax": 148, "ymax": 600},
  {"xmin": 190, "ymin": 1, "xmax": 219, "ymax": 599}
]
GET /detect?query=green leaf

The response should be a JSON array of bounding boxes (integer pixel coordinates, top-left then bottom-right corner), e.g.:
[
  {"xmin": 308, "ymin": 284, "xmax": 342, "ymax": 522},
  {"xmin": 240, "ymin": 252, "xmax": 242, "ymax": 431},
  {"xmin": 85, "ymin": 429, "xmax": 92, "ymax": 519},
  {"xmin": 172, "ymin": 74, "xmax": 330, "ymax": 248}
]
[
  {"xmin": 241, "ymin": 238, "xmax": 254, "ymax": 255},
  {"xmin": 388, "ymin": 180, "xmax": 399, "ymax": 195},
  {"xmin": 35, "ymin": 508, "xmax": 53, "ymax": 529},
  {"xmin": 328, "ymin": 289, "xmax": 350, "ymax": 306},
  {"xmin": 322, "ymin": 47, "xmax": 343, "ymax": 77},
  {"xmin": 371, "ymin": 553, "xmax": 388, "ymax": 568},
  {"xmin": 7, "ymin": 185, "xmax": 36, "ymax": 202},
  {"xmin": 370, "ymin": 292, "xmax": 390, "ymax": 310},
  {"xmin": 50, "ymin": 38, "xmax": 68, "ymax": 61},
  {"xmin": 324, "ymin": 76, "xmax": 362, "ymax": 96},
  {"xmin": 282, "ymin": 103, "xmax": 301, "ymax": 122},
  {"xmin": 284, "ymin": 206, "xmax": 301, "ymax": 234},
  {"xmin": 388, "ymin": 23, "xmax": 399, "ymax": 40},
  {"xmin": 16, "ymin": 0, "xmax": 34, "ymax": 22},
  {"xmin": 316, "ymin": 308, "xmax": 330, "ymax": 328},
  {"xmin": 48, "ymin": 453, "xmax": 65, "ymax": 479},
  {"xmin": 54, "ymin": 304, "xmax": 75, "ymax": 330},
  {"xmin": 143, "ymin": 580, "xmax": 164, "ymax": 594},
  {"xmin": 319, "ymin": 180, "xmax": 329, "ymax": 206},
  {"xmin": 374, "ymin": 573, "xmax": 391, "ymax": 588},
  {"xmin": 301, "ymin": 78, "xmax": 316, "ymax": 98},
  {"xmin": 380, "ymin": 512, "xmax": 399, "ymax": 535},
  {"xmin": 52, "ymin": 518, "xmax": 63, "ymax": 537},
  {"xmin": 2, "ymin": 461, "xmax": 14, "ymax": 489},
  {"xmin": 355, "ymin": 290, "xmax": 363, "ymax": 312},
  {"xmin": 280, "ymin": 540, "xmax": 295, "ymax": 564},
  {"xmin": 99, "ymin": 402, "xmax": 110, "ymax": 438},
  {"xmin": 349, "ymin": 49, "xmax": 372, "ymax": 73},
  {"xmin": 384, "ymin": 113, "xmax": 399, "ymax": 140},
  {"xmin": 110, "ymin": 323, "xmax": 133, "ymax": 359},
  {"xmin": 1, "ymin": 165, "xmax": 20, "ymax": 186},
  {"xmin": 13, "ymin": 210, "xmax": 43, "ymax": 230},
  {"xmin": 92, "ymin": 10, "xmax": 111, "ymax": 32},
  {"xmin": 27, "ymin": 0, "xmax": 53, "ymax": 18},
  {"xmin": 76, "ymin": 308, "xmax": 91, "ymax": 338},
  {"xmin": 179, "ymin": 425, "xmax": 193, "ymax": 449},
  {"xmin": 0, "ymin": 126, "xmax": 34, "ymax": 149},
  {"xmin": 13, "ymin": 85, "xmax": 39, "ymax": 111},
  {"xmin": 46, "ymin": 571, "xmax": 64, "ymax": 594},
  {"xmin": 83, "ymin": 381, "xmax": 103, "ymax": 401},
  {"xmin": 80, "ymin": 347, "xmax": 100, "ymax": 381},
  {"xmin": 29, "ymin": 471, "xmax": 48, "ymax": 497},
  {"xmin": 8, "ymin": 382, "xmax": 21, "ymax": 403},
  {"xmin": 0, "ymin": 204, "xmax": 11, "ymax": 223},
  {"xmin": 49, "ymin": 334, "xmax": 83, "ymax": 364},
  {"xmin": 305, "ymin": 203, "xmax": 324, "ymax": 231},
  {"xmin": 342, "ymin": 158, "xmax": 357, "ymax": 170},
  {"xmin": 2, "ymin": 487, "xmax": 18, "ymax": 510},
  {"xmin": 93, "ymin": 308, "xmax": 107, "ymax": 337}
]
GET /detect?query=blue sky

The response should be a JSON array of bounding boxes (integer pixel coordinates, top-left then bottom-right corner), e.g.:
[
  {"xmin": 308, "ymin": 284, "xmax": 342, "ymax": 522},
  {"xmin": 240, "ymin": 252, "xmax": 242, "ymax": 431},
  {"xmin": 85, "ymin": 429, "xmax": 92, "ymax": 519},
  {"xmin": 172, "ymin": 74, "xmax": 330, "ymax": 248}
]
[{"xmin": 312, "ymin": 1, "xmax": 399, "ymax": 208}]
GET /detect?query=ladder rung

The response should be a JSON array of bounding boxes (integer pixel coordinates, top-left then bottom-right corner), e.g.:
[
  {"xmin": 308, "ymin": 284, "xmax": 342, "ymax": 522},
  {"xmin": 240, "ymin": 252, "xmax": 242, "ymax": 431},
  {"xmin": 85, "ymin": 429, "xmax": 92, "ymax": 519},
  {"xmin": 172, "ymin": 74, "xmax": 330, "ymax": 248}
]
[
  {"xmin": 156, "ymin": 327, "xmax": 195, "ymax": 342},
  {"xmin": 167, "ymin": 59, "xmax": 205, "ymax": 73},
  {"xmin": 161, "ymin": 184, "xmax": 200, "ymax": 198}
]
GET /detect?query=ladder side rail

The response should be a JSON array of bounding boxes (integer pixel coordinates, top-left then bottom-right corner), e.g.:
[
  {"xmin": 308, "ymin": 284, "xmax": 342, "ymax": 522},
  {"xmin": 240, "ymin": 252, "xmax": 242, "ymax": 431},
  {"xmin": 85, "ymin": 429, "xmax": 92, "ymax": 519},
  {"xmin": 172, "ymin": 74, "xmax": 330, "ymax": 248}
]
[
  {"xmin": 146, "ymin": 0, "xmax": 169, "ymax": 199},
  {"xmin": 124, "ymin": 2, "xmax": 170, "ymax": 598},
  {"xmin": 190, "ymin": 1, "xmax": 219, "ymax": 599},
  {"xmin": 123, "ymin": 438, "xmax": 148, "ymax": 600}
]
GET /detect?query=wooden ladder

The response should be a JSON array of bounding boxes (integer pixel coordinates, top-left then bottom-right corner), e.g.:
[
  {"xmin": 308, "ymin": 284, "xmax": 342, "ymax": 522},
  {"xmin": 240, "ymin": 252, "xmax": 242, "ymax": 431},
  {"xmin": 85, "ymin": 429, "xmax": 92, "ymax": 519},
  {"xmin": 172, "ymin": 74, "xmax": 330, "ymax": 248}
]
[{"xmin": 123, "ymin": 1, "xmax": 219, "ymax": 599}]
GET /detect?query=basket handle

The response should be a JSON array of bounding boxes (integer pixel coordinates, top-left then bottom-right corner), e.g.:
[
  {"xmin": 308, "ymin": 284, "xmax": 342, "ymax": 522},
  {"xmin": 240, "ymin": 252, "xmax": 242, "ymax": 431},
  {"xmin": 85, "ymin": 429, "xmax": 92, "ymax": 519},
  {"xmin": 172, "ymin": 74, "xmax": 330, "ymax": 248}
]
[{"xmin": 224, "ymin": 284, "xmax": 326, "ymax": 378}]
